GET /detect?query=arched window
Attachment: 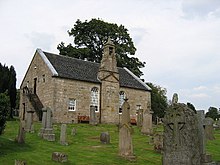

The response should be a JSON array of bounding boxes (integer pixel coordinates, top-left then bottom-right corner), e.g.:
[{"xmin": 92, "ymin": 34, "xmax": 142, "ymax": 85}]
[
  {"xmin": 119, "ymin": 91, "xmax": 126, "ymax": 114},
  {"xmin": 91, "ymin": 87, "xmax": 99, "ymax": 112}
]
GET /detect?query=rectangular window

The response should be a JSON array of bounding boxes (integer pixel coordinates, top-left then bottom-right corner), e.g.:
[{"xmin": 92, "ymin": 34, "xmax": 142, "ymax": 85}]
[
  {"xmin": 68, "ymin": 99, "xmax": 76, "ymax": 111},
  {"xmin": 42, "ymin": 74, "xmax": 45, "ymax": 82}
]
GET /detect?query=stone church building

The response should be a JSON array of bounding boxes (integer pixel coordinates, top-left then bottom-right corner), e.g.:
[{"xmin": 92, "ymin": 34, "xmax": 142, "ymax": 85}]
[{"xmin": 19, "ymin": 39, "xmax": 151, "ymax": 124}]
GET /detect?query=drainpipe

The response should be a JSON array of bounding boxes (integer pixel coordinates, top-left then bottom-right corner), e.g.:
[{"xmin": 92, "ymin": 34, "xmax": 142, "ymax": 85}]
[{"xmin": 99, "ymin": 85, "xmax": 102, "ymax": 124}]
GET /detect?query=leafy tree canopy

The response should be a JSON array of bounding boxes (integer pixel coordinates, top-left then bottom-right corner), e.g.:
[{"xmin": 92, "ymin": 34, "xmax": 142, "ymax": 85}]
[
  {"xmin": 206, "ymin": 106, "xmax": 219, "ymax": 121},
  {"xmin": 57, "ymin": 18, "xmax": 145, "ymax": 77},
  {"xmin": 0, "ymin": 92, "xmax": 10, "ymax": 135},
  {"xmin": 147, "ymin": 82, "xmax": 168, "ymax": 123},
  {"xmin": 0, "ymin": 63, "xmax": 17, "ymax": 119}
]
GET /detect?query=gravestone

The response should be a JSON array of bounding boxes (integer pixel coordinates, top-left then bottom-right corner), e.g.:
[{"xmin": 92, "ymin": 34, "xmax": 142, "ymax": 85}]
[
  {"xmin": 15, "ymin": 160, "xmax": 27, "ymax": 165},
  {"xmin": 137, "ymin": 109, "xmax": 143, "ymax": 128},
  {"xmin": 71, "ymin": 128, "xmax": 77, "ymax": 136},
  {"xmin": 204, "ymin": 117, "xmax": 215, "ymax": 140},
  {"xmin": 43, "ymin": 108, "xmax": 55, "ymax": 141},
  {"xmin": 118, "ymin": 98, "xmax": 135, "ymax": 160},
  {"xmin": 217, "ymin": 120, "xmax": 220, "ymax": 129},
  {"xmin": 196, "ymin": 110, "xmax": 206, "ymax": 155},
  {"xmin": 153, "ymin": 132, "xmax": 163, "ymax": 153},
  {"xmin": 39, "ymin": 107, "xmax": 55, "ymax": 141},
  {"xmin": 60, "ymin": 124, "xmax": 68, "ymax": 145},
  {"xmin": 16, "ymin": 121, "xmax": 25, "ymax": 144},
  {"xmin": 141, "ymin": 103, "xmax": 153, "ymax": 135},
  {"xmin": 100, "ymin": 132, "xmax": 110, "ymax": 144},
  {"xmin": 38, "ymin": 107, "xmax": 47, "ymax": 137},
  {"xmin": 163, "ymin": 94, "xmax": 201, "ymax": 165},
  {"xmin": 52, "ymin": 152, "xmax": 68, "ymax": 163},
  {"xmin": 25, "ymin": 109, "xmax": 34, "ymax": 132},
  {"xmin": 89, "ymin": 106, "xmax": 98, "ymax": 125}
]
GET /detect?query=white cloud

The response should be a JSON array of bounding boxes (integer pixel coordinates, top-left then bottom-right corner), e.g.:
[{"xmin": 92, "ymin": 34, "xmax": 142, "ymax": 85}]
[{"xmin": 193, "ymin": 86, "xmax": 208, "ymax": 91}]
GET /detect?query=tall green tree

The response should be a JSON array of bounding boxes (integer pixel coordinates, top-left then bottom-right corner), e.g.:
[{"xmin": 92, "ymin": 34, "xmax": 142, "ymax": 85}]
[
  {"xmin": 206, "ymin": 107, "xmax": 219, "ymax": 120},
  {"xmin": 0, "ymin": 92, "xmax": 10, "ymax": 135},
  {"xmin": 147, "ymin": 82, "xmax": 168, "ymax": 123},
  {"xmin": 8, "ymin": 66, "xmax": 17, "ymax": 118},
  {"xmin": 0, "ymin": 63, "xmax": 17, "ymax": 119},
  {"xmin": 57, "ymin": 18, "xmax": 145, "ymax": 77}
]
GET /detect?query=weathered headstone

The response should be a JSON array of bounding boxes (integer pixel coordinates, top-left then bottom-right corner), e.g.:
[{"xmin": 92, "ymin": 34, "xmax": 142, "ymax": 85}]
[
  {"xmin": 100, "ymin": 132, "xmax": 110, "ymax": 144},
  {"xmin": 163, "ymin": 94, "xmax": 201, "ymax": 165},
  {"xmin": 15, "ymin": 160, "xmax": 27, "ymax": 165},
  {"xmin": 38, "ymin": 107, "xmax": 47, "ymax": 137},
  {"xmin": 60, "ymin": 124, "xmax": 68, "ymax": 145},
  {"xmin": 71, "ymin": 128, "xmax": 77, "ymax": 136},
  {"xmin": 89, "ymin": 106, "xmax": 98, "ymax": 125},
  {"xmin": 16, "ymin": 121, "xmax": 25, "ymax": 144},
  {"xmin": 137, "ymin": 109, "xmax": 143, "ymax": 128},
  {"xmin": 118, "ymin": 98, "xmax": 135, "ymax": 160},
  {"xmin": 25, "ymin": 109, "xmax": 34, "ymax": 132},
  {"xmin": 153, "ymin": 132, "xmax": 163, "ymax": 153},
  {"xmin": 39, "ymin": 107, "xmax": 55, "ymax": 141},
  {"xmin": 217, "ymin": 120, "xmax": 220, "ymax": 129},
  {"xmin": 141, "ymin": 103, "xmax": 153, "ymax": 135},
  {"xmin": 204, "ymin": 117, "xmax": 215, "ymax": 140},
  {"xmin": 43, "ymin": 108, "xmax": 55, "ymax": 141},
  {"xmin": 196, "ymin": 110, "xmax": 206, "ymax": 155},
  {"xmin": 52, "ymin": 152, "xmax": 68, "ymax": 163}
]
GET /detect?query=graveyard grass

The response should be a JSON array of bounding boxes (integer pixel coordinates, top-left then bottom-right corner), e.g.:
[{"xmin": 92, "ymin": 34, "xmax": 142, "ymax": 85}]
[{"xmin": 0, "ymin": 120, "xmax": 220, "ymax": 165}]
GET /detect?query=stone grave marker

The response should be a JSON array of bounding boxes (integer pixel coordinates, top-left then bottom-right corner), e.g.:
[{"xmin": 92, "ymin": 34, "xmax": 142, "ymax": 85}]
[
  {"xmin": 217, "ymin": 120, "xmax": 220, "ymax": 129},
  {"xmin": 118, "ymin": 98, "xmax": 135, "ymax": 160},
  {"xmin": 52, "ymin": 152, "xmax": 68, "ymax": 163},
  {"xmin": 141, "ymin": 102, "xmax": 153, "ymax": 135},
  {"xmin": 16, "ymin": 121, "xmax": 25, "ymax": 144},
  {"xmin": 25, "ymin": 109, "xmax": 34, "ymax": 132},
  {"xmin": 196, "ymin": 110, "xmax": 206, "ymax": 155},
  {"xmin": 39, "ymin": 107, "xmax": 55, "ymax": 141},
  {"xmin": 89, "ymin": 106, "xmax": 98, "ymax": 125},
  {"xmin": 100, "ymin": 132, "xmax": 110, "ymax": 144},
  {"xmin": 38, "ymin": 107, "xmax": 47, "ymax": 137},
  {"xmin": 71, "ymin": 128, "xmax": 77, "ymax": 136},
  {"xmin": 153, "ymin": 132, "xmax": 163, "ymax": 153},
  {"xmin": 15, "ymin": 160, "xmax": 27, "ymax": 165},
  {"xmin": 60, "ymin": 124, "xmax": 68, "ymax": 145},
  {"xmin": 204, "ymin": 117, "xmax": 215, "ymax": 140},
  {"xmin": 163, "ymin": 94, "xmax": 201, "ymax": 165},
  {"xmin": 137, "ymin": 108, "xmax": 143, "ymax": 128},
  {"xmin": 43, "ymin": 107, "xmax": 55, "ymax": 141}
]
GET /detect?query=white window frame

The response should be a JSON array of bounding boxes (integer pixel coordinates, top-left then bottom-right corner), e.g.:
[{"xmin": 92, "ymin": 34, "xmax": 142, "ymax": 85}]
[
  {"xmin": 90, "ymin": 87, "xmax": 99, "ymax": 112},
  {"xmin": 68, "ymin": 99, "xmax": 76, "ymax": 111}
]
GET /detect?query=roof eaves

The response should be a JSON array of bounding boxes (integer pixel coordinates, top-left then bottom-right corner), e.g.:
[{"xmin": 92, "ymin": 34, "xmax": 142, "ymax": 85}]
[
  {"xmin": 123, "ymin": 67, "xmax": 152, "ymax": 91},
  {"xmin": 37, "ymin": 48, "xmax": 58, "ymax": 76}
]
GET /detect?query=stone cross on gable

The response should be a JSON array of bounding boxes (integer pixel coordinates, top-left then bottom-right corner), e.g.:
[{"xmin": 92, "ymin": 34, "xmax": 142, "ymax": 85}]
[{"xmin": 167, "ymin": 109, "xmax": 185, "ymax": 148}]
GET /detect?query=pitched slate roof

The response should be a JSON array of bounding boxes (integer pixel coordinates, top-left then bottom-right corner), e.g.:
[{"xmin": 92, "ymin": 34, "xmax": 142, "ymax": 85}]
[{"xmin": 41, "ymin": 50, "xmax": 151, "ymax": 91}]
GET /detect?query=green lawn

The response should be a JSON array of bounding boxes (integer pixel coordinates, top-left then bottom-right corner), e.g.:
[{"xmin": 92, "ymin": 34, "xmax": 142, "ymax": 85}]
[{"xmin": 0, "ymin": 120, "xmax": 219, "ymax": 165}]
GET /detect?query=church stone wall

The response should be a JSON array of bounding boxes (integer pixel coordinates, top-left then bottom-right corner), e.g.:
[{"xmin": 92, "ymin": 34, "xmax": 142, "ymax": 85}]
[
  {"xmin": 120, "ymin": 87, "xmax": 151, "ymax": 121},
  {"xmin": 19, "ymin": 52, "xmax": 55, "ymax": 121},
  {"xmin": 52, "ymin": 77, "xmax": 100, "ymax": 123}
]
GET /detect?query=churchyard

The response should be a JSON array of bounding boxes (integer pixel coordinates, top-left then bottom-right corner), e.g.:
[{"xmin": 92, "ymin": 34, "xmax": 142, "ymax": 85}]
[{"xmin": 0, "ymin": 118, "xmax": 220, "ymax": 165}]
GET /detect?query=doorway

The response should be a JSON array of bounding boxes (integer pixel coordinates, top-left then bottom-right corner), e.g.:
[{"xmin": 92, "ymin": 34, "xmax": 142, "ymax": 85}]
[{"xmin": 34, "ymin": 78, "xmax": 37, "ymax": 94}]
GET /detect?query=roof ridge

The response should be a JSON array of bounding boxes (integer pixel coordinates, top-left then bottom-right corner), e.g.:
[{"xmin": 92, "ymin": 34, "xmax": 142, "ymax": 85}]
[{"xmin": 43, "ymin": 51, "xmax": 101, "ymax": 66}]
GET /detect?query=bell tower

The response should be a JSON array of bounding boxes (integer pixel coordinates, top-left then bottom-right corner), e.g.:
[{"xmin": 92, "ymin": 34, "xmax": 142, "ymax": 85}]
[
  {"xmin": 98, "ymin": 38, "xmax": 119, "ymax": 80},
  {"xmin": 98, "ymin": 38, "xmax": 119, "ymax": 124}
]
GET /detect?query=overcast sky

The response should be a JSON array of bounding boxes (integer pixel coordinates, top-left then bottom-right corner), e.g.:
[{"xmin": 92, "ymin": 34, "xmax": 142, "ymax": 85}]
[{"xmin": 0, "ymin": 0, "xmax": 220, "ymax": 111}]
